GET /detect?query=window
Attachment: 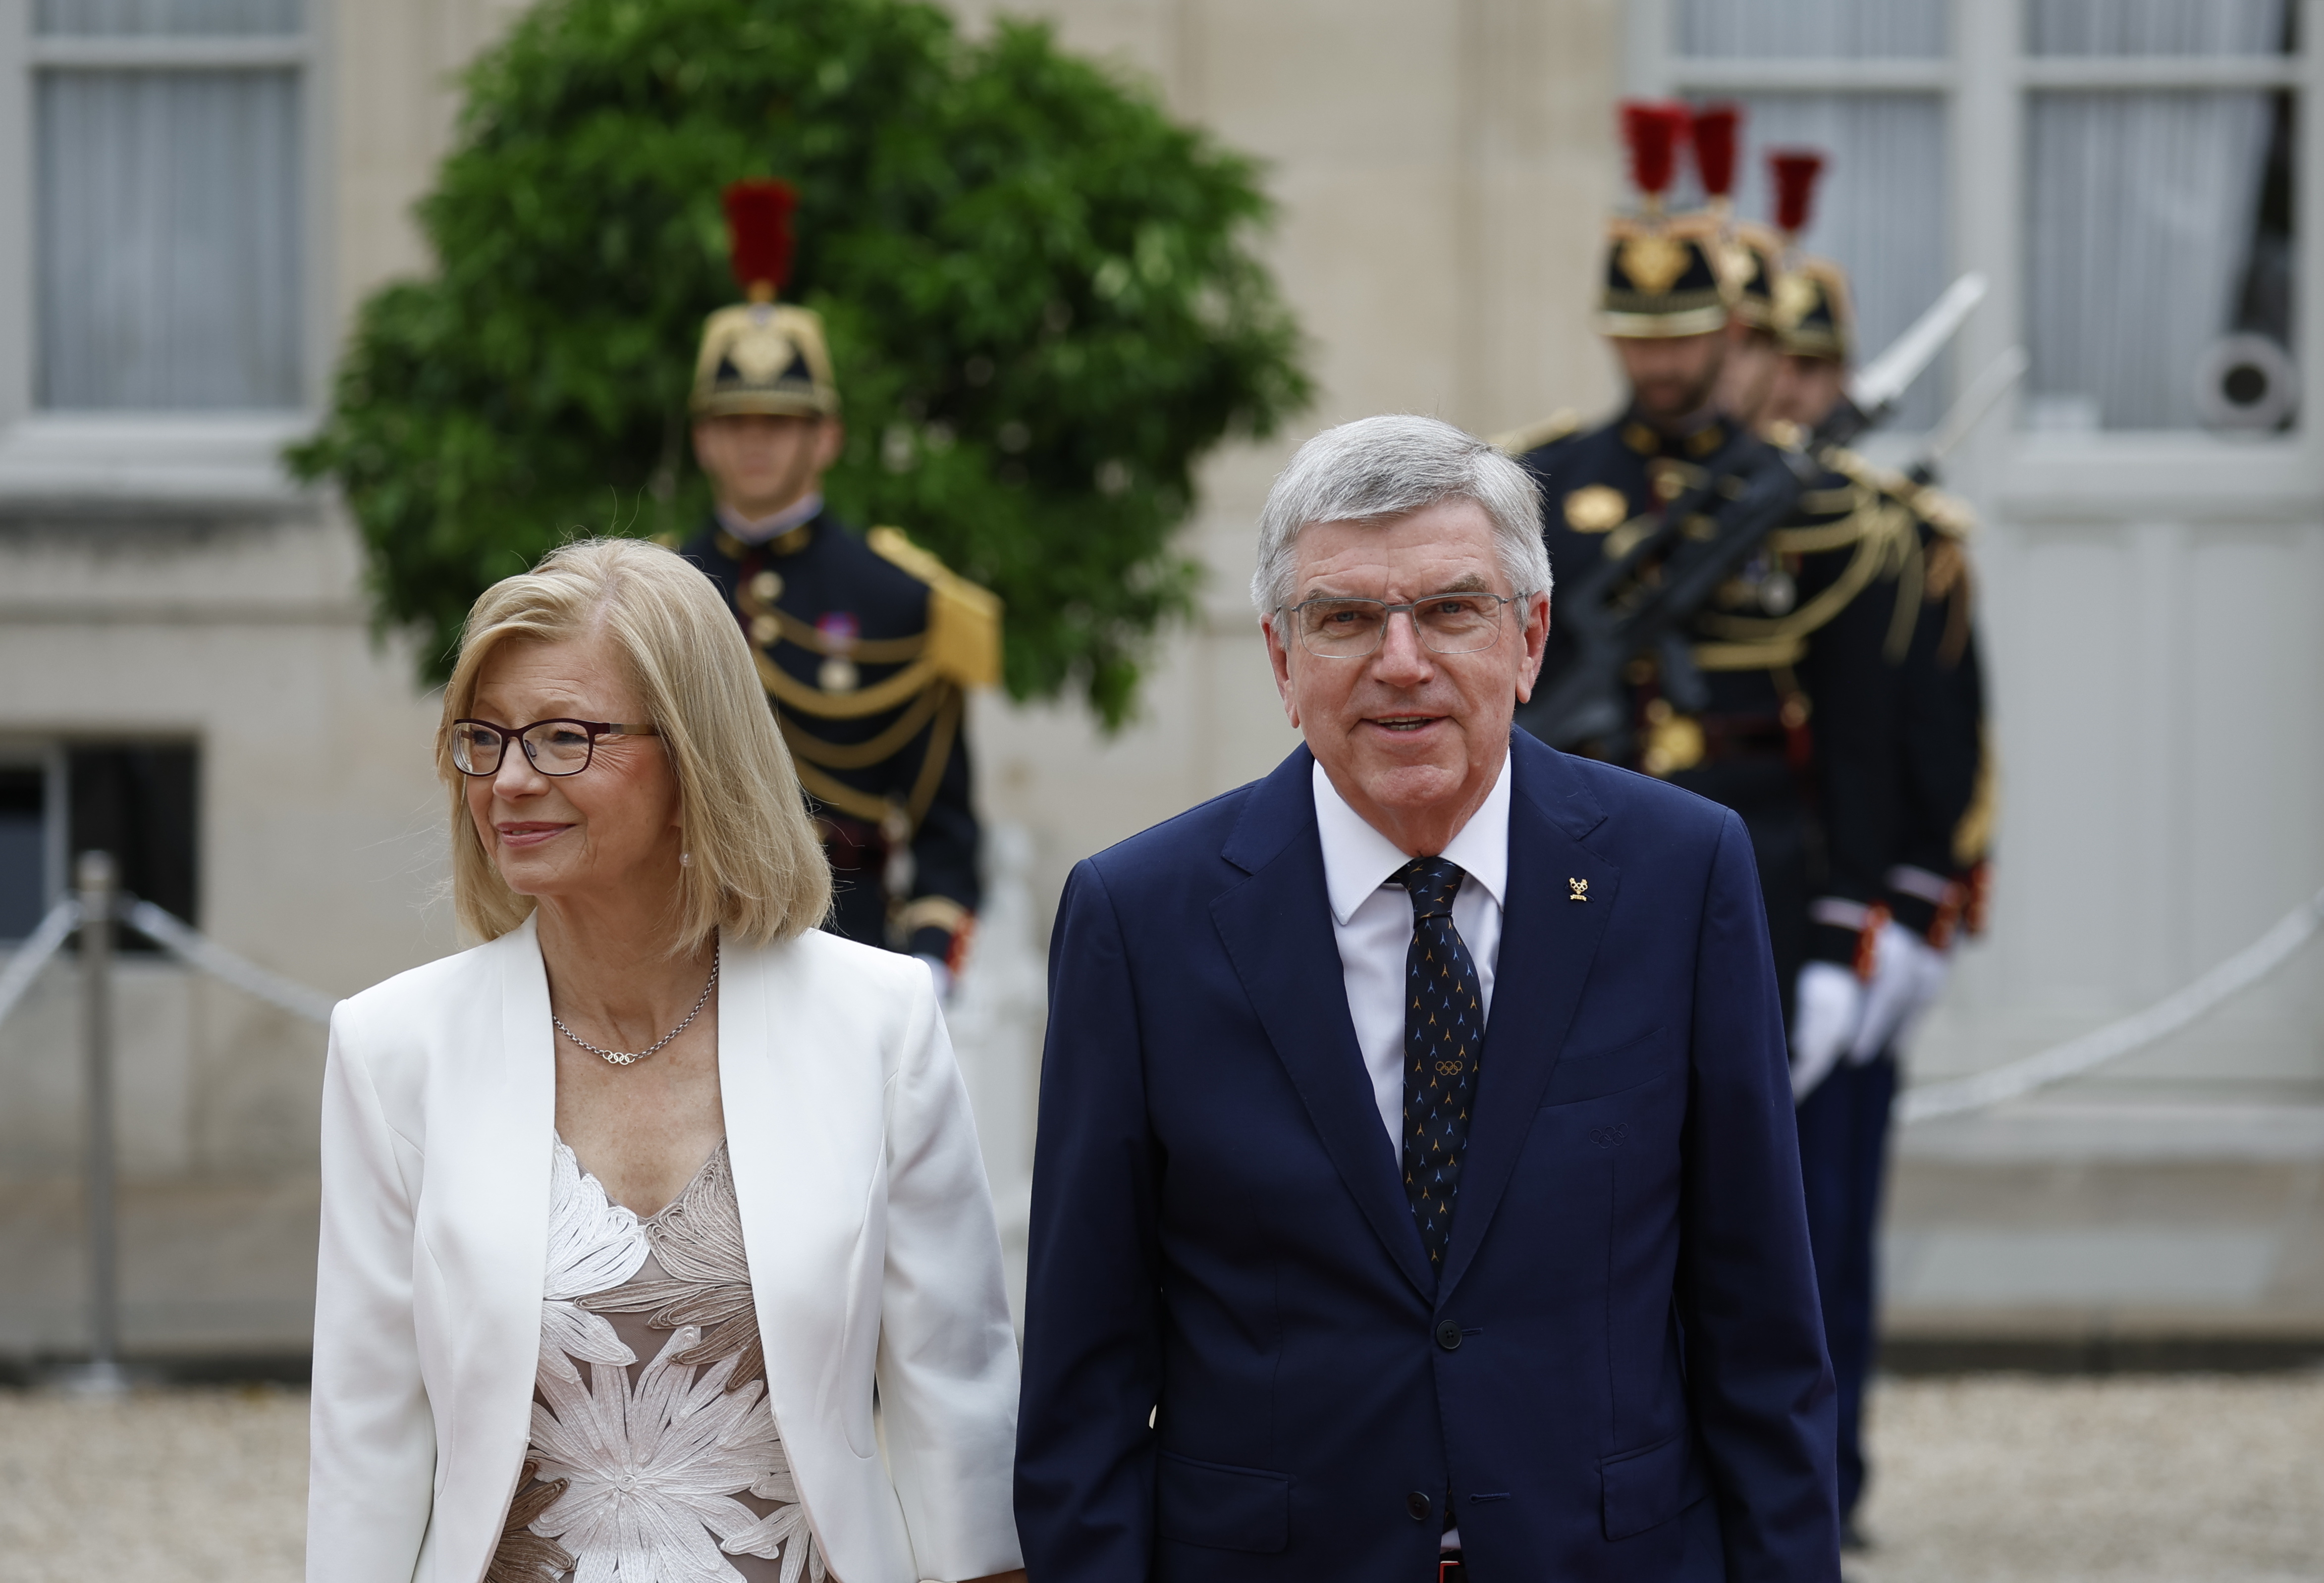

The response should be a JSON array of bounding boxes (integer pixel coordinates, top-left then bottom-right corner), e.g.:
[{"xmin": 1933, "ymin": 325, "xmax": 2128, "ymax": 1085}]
[
  {"xmin": 31, "ymin": 0, "xmax": 306, "ymax": 412},
  {"xmin": 2022, "ymin": 0, "xmax": 2297, "ymax": 432},
  {"xmin": 0, "ymin": 740, "xmax": 198, "ymax": 947},
  {"xmin": 1647, "ymin": 0, "xmax": 2310, "ymax": 438},
  {"xmin": 1667, "ymin": 0, "xmax": 1954, "ymax": 433}
]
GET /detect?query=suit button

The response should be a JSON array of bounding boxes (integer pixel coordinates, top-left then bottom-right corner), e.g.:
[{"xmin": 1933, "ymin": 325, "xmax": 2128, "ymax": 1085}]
[
  {"xmin": 1435, "ymin": 1320, "xmax": 1462, "ymax": 1351},
  {"xmin": 1406, "ymin": 1490, "xmax": 1432, "ymax": 1522}
]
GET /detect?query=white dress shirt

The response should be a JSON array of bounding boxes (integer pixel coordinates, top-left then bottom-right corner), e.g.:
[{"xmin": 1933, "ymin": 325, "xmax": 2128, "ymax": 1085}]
[{"xmin": 1312, "ymin": 753, "xmax": 1512, "ymax": 1154}]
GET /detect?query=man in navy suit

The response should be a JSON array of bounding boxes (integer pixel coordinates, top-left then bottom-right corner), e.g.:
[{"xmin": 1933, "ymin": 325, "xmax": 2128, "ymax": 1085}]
[{"xmin": 1015, "ymin": 415, "xmax": 1839, "ymax": 1583}]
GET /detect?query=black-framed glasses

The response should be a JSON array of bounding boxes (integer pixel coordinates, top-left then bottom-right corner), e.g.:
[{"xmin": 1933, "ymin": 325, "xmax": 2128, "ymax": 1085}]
[
  {"xmin": 449, "ymin": 718, "xmax": 660, "ymax": 777},
  {"xmin": 1280, "ymin": 591, "xmax": 1533, "ymax": 659}
]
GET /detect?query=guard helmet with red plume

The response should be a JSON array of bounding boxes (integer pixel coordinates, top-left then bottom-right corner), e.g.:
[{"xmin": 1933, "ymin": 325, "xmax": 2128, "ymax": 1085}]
[
  {"xmin": 1690, "ymin": 104, "xmax": 1741, "ymax": 203},
  {"xmin": 1769, "ymin": 150, "xmax": 1826, "ymax": 238},
  {"xmin": 1621, "ymin": 101, "xmax": 1691, "ymax": 210},
  {"xmin": 723, "ymin": 179, "xmax": 797, "ymax": 303},
  {"xmin": 694, "ymin": 177, "xmax": 838, "ymax": 417}
]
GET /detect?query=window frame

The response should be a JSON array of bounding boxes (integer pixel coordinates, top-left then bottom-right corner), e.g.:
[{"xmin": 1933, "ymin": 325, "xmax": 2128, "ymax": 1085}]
[
  {"xmin": 0, "ymin": 0, "xmax": 330, "ymax": 506},
  {"xmin": 1627, "ymin": 0, "xmax": 2324, "ymax": 502}
]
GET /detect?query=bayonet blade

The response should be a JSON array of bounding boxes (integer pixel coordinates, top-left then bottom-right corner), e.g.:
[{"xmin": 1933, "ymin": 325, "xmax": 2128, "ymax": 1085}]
[{"xmin": 1848, "ymin": 272, "xmax": 1988, "ymax": 418}]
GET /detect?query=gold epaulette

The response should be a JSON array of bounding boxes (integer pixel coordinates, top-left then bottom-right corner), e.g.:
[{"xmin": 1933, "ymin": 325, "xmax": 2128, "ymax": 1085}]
[
  {"xmin": 1822, "ymin": 445, "xmax": 1909, "ymax": 497},
  {"xmin": 867, "ymin": 527, "xmax": 1003, "ymax": 690},
  {"xmin": 1911, "ymin": 485, "xmax": 1978, "ymax": 539},
  {"xmin": 1819, "ymin": 448, "xmax": 1982, "ymax": 657},
  {"xmin": 1823, "ymin": 446, "xmax": 1978, "ymax": 538},
  {"xmin": 1489, "ymin": 409, "xmax": 1581, "ymax": 457}
]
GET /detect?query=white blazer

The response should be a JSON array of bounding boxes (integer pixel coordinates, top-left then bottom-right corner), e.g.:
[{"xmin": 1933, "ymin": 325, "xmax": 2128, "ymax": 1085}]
[{"xmin": 308, "ymin": 915, "xmax": 1023, "ymax": 1583}]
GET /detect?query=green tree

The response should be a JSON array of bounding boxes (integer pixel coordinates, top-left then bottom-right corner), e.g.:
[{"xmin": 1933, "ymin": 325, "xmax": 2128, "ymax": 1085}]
[{"xmin": 292, "ymin": 0, "xmax": 1308, "ymax": 727}]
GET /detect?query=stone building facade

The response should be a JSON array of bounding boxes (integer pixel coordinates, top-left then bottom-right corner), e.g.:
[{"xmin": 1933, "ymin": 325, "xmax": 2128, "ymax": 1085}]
[{"xmin": 1, "ymin": 0, "xmax": 2319, "ymax": 1357}]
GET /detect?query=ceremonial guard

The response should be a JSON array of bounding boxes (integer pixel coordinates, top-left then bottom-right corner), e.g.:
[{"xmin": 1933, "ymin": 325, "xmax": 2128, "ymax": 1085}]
[
  {"xmin": 1505, "ymin": 112, "xmax": 1995, "ymax": 1545},
  {"xmin": 1506, "ymin": 106, "xmax": 1896, "ymax": 1026},
  {"xmin": 1693, "ymin": 102, "xmax": 1790, "ymax": 426},
  {"xmin": 1763, "ymin": 237, "xmax": 1995, "ymax": 1548},
  {"xmin": 681, "ymin": 181, "xmax": 999, "ymax": 987}
]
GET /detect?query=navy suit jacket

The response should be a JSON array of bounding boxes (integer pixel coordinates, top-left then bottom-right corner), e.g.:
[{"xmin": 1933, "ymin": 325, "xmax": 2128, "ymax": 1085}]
[{"xmin": 1015, "ymin": 733, "xmax": 1839, "ymax": 1582}]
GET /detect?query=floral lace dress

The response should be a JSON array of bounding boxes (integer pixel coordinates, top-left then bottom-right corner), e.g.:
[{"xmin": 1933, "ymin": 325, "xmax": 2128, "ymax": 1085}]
[{"xmin": 490, "ymin": 1137, "xmax": 830, "ymax": 1583}]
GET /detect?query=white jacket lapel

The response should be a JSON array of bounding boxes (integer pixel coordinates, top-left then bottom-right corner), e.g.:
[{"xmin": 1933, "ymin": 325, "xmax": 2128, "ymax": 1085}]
[
  {"xmin": 721, "ymin": 931, "xmax": 895, "ymax": 1497},
  {"xmin": 429, "ymin": 915, "xmax": 560, "ymax": 1576}
]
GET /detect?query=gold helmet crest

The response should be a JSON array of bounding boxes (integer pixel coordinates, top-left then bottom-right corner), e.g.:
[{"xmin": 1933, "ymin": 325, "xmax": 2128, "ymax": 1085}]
[
  {"xmin": 1774, "ymin": 257, "xmax": 1855, "ymax": 363},
  {"xmin": 1763, "ymin": 148, "xmax": 1853, "ymax": 358},
  {"xmin": 1596, "ymin": 102, "xmax": 1738, "ymax": 339},
  {"xmin": 691, "ymin": 180, "xmax": 841, "ymax": 418}
]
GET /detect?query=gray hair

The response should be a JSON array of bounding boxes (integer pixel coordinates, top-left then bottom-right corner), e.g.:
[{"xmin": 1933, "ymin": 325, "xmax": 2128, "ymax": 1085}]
[{"xmin": 1249, "ymin": 414, "xmax": 1552, "ymax": 615}]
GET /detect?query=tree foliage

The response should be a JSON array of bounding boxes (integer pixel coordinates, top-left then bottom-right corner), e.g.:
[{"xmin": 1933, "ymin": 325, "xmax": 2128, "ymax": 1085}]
[{"xmin": 292, "ymin": 0, "xmax": 1309, "ymax": 726}]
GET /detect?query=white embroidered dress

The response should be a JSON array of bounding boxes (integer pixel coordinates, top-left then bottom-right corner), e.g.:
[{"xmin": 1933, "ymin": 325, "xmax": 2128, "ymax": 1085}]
[{"xmin": 493, "ymin": 1138, "xmax": 827, "ymax": 1583}]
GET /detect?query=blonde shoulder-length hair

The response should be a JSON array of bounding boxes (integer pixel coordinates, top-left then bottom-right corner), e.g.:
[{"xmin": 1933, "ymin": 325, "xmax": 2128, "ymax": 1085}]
[{"xmin": 438, "ymin": 537, "xmax": 832, "ymax": 950}]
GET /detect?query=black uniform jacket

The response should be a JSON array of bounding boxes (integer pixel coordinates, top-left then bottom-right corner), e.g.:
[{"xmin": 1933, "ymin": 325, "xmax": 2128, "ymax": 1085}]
[
  {"xmin": 1518, "ymin": 408, "xmax": 1924, "ymax": 1005},
  {"xmin": 683, "ymin": 508, "xmax": 980, "ymax": 961},
  {"xmin": 1884, "ymin": 506, "xmax": 1991, "ymax": 943}
]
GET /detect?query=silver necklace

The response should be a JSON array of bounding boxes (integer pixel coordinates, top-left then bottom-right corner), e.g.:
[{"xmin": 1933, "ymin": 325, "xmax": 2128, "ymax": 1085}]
[{"xmin": 553, "ymin": 945, "xmax": 719, "ymax": 1067}]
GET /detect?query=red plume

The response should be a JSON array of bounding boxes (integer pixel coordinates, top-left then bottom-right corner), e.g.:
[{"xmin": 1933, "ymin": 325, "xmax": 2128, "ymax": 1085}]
[
  {"xmin": 1690, "ymin": 103, "xmax": 1741, "ymax": 200},
  {"xmin": 1769, "ymin": 150, "xmax": 1826, "ymax": 236},
  {"xmin": 723, "ymin": 179, "xmax": 798, "ymax": 298},
  {"xmin": 1621, "ymin": 101, "xmax": 1691, "ymax": 200}
]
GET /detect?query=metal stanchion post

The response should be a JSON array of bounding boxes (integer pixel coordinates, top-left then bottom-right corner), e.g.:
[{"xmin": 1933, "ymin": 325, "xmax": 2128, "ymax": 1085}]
[{"xmin": 55, "ymin": 850, "xmax": 129, "ymax": 1396}]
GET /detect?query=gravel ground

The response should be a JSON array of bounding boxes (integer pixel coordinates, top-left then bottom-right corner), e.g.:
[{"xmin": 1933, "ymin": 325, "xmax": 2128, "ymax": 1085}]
[
  {"xmin": 0, "ymin": 1374, "xmax": 2319, "ymax": 1580},
  {"xmin": 1852, "ymin": 1374, "xmax": 2324, "ymax": 1583},
  {"xmin": 0, "ymin": 1384, "xmax": 306, "ymax": 1583}
]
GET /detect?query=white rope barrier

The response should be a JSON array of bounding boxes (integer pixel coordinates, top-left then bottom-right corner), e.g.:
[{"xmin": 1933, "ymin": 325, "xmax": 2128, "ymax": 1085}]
[
  {"xmin": 121, "ymin": 898, "xmax": 339, "ymax": 1027},
  {"xmin": 8, "ymin": 875, "xmax": 2320, "ymax": 1111},
  {"xmin": 0, "ymin": 898, "xmax": 81, "ymax": 1033},
  {"xmin": 1897, "ymin": 884, "xmax": 2324, "ymax": 1125}
]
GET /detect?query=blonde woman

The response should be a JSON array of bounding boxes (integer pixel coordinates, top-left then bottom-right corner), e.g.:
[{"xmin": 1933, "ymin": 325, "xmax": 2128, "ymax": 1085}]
[{"xmin": 309, "ymin": 539, "xmax": 1024, "ymax": 1583}]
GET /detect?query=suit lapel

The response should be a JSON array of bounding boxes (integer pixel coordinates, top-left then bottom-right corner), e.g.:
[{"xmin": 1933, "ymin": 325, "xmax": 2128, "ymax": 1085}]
[
  {"xmin": 1213, "ymin": 748, "xmax": 1435, "ymax": 1300},
  {"xmin": 1438, "ymin": 736, "xmax": 1620, "ymax": 1298}
]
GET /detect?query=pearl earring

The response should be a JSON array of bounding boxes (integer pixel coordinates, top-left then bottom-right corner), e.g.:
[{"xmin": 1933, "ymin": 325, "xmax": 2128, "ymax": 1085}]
[{"xmin": 679, "ymin": 852, "xmax": 693, "ymax": 868}]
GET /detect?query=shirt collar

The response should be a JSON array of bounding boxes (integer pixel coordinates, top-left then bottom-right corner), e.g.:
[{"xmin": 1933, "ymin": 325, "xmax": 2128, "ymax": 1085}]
[
  {"xmin": 716, "ymin": 491, "xmax": 823, "ymax": 545},
  {"xmin": 1311, "ymin": 750, "xmax": 1513, "ymax": 927}
]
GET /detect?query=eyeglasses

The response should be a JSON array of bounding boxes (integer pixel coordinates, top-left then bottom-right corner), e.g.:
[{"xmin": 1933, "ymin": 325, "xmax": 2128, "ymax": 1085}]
[
  {"xmin": 449, "ymin": 718, "xmax": 660, "ymax": 777},
  {"xmin": 1280, "ymin": 591, "xmax": 1533, "ymax": 659}
]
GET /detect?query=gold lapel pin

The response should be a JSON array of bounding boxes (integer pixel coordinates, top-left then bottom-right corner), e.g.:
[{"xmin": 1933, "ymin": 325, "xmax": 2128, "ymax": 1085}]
[{"xmin": 1568, "ymin": 877, "xmax": 1589, "ymax": 902}]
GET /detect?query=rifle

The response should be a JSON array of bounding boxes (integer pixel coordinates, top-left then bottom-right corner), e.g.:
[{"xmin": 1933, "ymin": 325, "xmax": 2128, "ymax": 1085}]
[{"xmin": 1514, "ymin": 274, "xmax": 1988, "ymax": 753}]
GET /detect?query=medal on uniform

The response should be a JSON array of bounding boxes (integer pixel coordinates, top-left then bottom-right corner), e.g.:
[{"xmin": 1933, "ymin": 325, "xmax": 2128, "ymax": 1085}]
[{"xmin": 816, "ymin": 611, "xmax": 861, "ymax": 692}]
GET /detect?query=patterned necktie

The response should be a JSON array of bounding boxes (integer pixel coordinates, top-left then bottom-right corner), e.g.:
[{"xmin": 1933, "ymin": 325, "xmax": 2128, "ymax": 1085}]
[{"xmin": 1395, "ymin": 855, "xmax": 1484, "ymax": 1271}]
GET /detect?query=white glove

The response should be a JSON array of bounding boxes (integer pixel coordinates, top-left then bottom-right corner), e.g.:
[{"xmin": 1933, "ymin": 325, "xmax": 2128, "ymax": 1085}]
[
  {"xmin": 1850, "ymin": 921, "xmax": 1947, "ymax": 1062},
  {"xmin": 1790, "ymin": 961, "xmax": 1864, "ymax": 1103}
]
